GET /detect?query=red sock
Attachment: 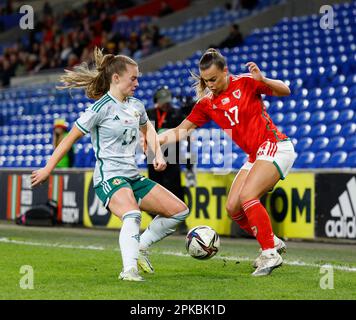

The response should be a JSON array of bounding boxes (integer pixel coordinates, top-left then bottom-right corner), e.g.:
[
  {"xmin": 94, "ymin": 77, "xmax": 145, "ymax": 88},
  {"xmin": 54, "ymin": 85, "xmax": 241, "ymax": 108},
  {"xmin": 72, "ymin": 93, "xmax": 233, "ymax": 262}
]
[
  {"xmin": 230, "ymin": 211, "xmax": 255, "ymax": 237},
  {"xmin": 242, "ymin": 199, "xmax": 274, "ymax": 250}
]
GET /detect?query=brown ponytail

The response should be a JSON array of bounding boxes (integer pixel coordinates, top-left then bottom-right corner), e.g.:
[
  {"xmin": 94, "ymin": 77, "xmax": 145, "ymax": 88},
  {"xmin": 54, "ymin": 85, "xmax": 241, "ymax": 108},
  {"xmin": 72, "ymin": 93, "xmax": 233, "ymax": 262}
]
[
  {"xmin": 191, "ymin": 48, "xmax": 227, "ymax": 99},
  {"xmin": 58, "ymin": 47, "xmax": 138, "ymax": 100}
]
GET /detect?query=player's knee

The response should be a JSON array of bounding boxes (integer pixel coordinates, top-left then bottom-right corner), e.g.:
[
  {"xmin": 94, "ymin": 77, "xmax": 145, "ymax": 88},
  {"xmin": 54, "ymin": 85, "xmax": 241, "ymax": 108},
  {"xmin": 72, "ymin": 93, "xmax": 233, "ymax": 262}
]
[
  {"xmin": 226, "ymin": 201, "xmax": 238, "ymax": 217},
  {"xmin": 239, "ymin": 189, "xmax": 257, "ymax": 206},
  {"xmin": 172, "ymin": 207, "xmax": 189, "ymax": 221},
  {"xmin": 176, "ymin": 201, "xmax": 189, "ymax": 214}
]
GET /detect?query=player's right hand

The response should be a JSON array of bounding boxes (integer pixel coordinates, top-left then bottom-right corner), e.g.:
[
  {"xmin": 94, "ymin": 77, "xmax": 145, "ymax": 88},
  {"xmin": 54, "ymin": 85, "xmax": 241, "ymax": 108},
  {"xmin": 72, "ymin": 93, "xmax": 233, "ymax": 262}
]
[
  {"xmin": 153, "ymin": 154, "xmax": 167, "ymax": 172},
  {"xmin": 31, "ymin": 168, "xmax": 50, "ymax": 188}
]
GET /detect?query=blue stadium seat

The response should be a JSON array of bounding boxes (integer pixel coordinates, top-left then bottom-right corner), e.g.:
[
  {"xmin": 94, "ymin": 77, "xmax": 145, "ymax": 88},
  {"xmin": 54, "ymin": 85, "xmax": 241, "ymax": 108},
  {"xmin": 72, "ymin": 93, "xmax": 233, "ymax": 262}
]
[
  {"xmin": 339, "ymin": 109, "xmax": 354, "ymax": 123},
  {"xmin": 324, "ymin": 110, "xmax": 339, "ymax": 124},
  {"xmin": 339, "ymin": 122, "xmax": 356, "ymax": 137},
  {"xmin": 324, "ymin": 98, "xmax": 338, "ymax": 111},
  {"xmin": 308, "ymin": 99, "xmax": 324, "ymax": 111},
  {"xmin": 284, "ymin": 100, "xmax": 297, "ymax": 112},
  {"xmin": 326, "ymin": 136, "xmax": 345, "ymax": 151},
  {"xmin": 345, "ymin": 151, "xmax": 356, "ymax": 168},
  {"xmin": 232, "ymin": 153, "xmax": 248, "ymax": 169},
  {"xmin": 295, "ymin": 100, "xmax": 310, "ymax": 113},
  {"xmin": 311, "ymin": 151, "xmax": 331, "ymax": 168},
  {"xmin": 334, "ymin": 85, "xmax": 349, "ymax": 99},
  {"xmin": 271, "ymin": 112, "xmax": 284, "ymax": 125},
  {"xmin": 136, "ymin": 152, "xmax": 147, "ymax": 169},
  {"xmin": 343, "ymin": 136, "xmax": 356, "ymax": 152},
  {"xmin": 33, "ymin": 144, "xmax": 44, "ymax": 155},
  {"xmin": 294, "ymin": 124, "xmax": 311, "ymax": 139},
  {"xmin": 294, "ymin": 151, "xmax": 315, "ymax": 168},
  {"xmin": 331, "ymin": 74, "xmax": 346, "ymax": 86},
  {"xmin": 310, "ymin": 137, "xmax": 329, "ymax": 151},
  {"xmin": 335, "ymin": 97, "xmax": 351, "ymax": 111},
  {"xmin": 309, "ymin": 124, "xmax": 327, "ymax": 138},
  {"xmin": 324, "ymin": 123, "xmax": 342, "ymax": 138},
  {"xmin": 345, "ymin": 74, "xmax": 355, "ymax": 87},
  {"xmin": 324, "ymin": 86, "xmax": 336, "ymax": 99},
  {"xmin": 296, "ymin": 111, "xmax": 311, "ymax": 124},
  {"xmin": 329, "ymin": 151, "xmax": 348, "ymax": 167},
  {"xmin": 73, "ymin": 146, "xmax": 85, "ymax": 167},
  {"xmin": 283, "ymin": 112, "xmax": 297, "ymax": 125},
  {"xmin": 309, "ymin": 111, "xmax": 326, "ymax": 125},
  {"xmin": 295, "ymin": 137, "xmax": 313, "ymax": 152},
  {"xmin": 307, "ymin": 88, "xmax": 322, "ymax": 100},
  {"xmin": 284, "ymin": 125, "xmax": 297, "ymax": 137}
]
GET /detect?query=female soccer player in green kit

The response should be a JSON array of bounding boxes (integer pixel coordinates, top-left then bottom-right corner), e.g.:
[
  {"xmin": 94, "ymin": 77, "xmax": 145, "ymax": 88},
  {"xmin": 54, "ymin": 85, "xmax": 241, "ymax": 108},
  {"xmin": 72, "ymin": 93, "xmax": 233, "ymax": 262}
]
[{"xmin": 31, "ymin": 48, "xmax": 189, "ymax": 281}]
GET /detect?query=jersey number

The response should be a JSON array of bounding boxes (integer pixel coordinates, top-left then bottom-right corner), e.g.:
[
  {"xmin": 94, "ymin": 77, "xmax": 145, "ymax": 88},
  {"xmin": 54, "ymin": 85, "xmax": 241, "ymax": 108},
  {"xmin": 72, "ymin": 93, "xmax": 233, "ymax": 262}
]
[
  {"xmin": 122, "ymin": 128, "xmax": 136, "ymax": 145},
  {"xmin": 224, "ymin": 106, "xmax": 239, "ymax": 126}
]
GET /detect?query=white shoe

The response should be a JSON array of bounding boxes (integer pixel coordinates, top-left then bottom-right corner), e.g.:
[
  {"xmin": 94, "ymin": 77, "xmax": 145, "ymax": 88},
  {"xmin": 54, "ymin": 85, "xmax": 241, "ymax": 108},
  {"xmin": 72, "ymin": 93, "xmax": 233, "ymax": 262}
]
[
  {"xmin": 119, "ymin": 268, "xmax": 144, "ymax": 281},
  {"xmin": 253, "ymin": 237, "xmax": 286, "ymax": 268},
  {"xmin": 138, "ymin": 249, "xmax": 154, "ymax": 274},
  {"xmin": 252, "ymin": 252, "xmax": 283, "ymax": 277}
]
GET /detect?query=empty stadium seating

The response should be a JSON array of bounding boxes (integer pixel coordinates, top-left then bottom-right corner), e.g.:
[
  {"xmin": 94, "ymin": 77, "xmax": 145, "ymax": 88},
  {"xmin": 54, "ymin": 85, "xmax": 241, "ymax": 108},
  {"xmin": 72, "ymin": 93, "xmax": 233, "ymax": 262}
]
[{"xmin": 160, "ymin": 0, "xmax": 282, "ymax": 43}]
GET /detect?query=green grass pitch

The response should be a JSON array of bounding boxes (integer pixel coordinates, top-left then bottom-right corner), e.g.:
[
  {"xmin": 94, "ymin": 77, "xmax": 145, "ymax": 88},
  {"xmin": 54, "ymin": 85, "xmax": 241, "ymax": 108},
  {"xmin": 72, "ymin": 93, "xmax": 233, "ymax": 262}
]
[{"xmin": 1, "ymin": 221, "xmax": 356, "ymax": 300}]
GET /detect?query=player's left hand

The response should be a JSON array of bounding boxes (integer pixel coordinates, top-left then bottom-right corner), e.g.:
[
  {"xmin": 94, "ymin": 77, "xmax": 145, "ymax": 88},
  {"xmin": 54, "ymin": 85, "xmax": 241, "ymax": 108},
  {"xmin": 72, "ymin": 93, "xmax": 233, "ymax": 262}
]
[
  {"xmin": 31, "ymin": 168, "xmax": 50, "ymax": 188},
  {"xmin": 246, "ymin": 62, "xmax": 265, "ymax": 82},
  {"xmin": 153, "ymin": 154, "xmax": 167, "ymax": 171}
]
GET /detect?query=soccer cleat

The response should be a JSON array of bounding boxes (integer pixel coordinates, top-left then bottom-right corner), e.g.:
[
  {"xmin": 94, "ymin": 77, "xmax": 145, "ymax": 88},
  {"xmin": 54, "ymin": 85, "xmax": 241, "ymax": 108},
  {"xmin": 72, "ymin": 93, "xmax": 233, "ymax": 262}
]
[
  {"xmin": 253, "ymin": 237, "xmax": 286, "ymax": 268},
  {"xmin": 251, "ymin": 252, "xmax": 283, "ymax": 277},
  {"xmin": 138, "ymin": 249, "xmax": 154, "ymax": 274},
  {"xmin": 119, "ymin": 268, "xmax": 144, "ymax": 282}
]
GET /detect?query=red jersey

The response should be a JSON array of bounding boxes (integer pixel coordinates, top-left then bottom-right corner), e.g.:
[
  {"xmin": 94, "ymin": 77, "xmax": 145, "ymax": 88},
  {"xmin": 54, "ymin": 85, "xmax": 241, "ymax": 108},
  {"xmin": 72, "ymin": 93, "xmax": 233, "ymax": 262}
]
[{"xmin": 187, "ymin": 74, "xmax": 288, "ymax": 162}]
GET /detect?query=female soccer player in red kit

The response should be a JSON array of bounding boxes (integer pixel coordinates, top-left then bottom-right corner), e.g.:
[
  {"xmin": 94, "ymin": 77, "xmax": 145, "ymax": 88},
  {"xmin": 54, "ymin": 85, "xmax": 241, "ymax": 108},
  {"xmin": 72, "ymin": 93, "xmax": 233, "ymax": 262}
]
[{"xmin": 159, "ymin": 48, "xmax": 296, "ymax": 276}]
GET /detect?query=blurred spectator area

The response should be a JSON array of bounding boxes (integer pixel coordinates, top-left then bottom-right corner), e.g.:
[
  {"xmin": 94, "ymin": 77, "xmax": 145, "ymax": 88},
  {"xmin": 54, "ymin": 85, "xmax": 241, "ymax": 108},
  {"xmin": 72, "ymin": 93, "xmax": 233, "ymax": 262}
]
[
  {"xmin": 0, "ymin": 0, "xmax": 190, "ymax": 33},
  {"xmin": 0, "ymin": 0, "xmax": 190, "ymax": 87},
  {"xmin": 0, "ymin": 1, "xmax": 354, "ymax": 169},
  {"xmin": 0, "ymin": 0, "xmax": 21, "ymax": 32}
]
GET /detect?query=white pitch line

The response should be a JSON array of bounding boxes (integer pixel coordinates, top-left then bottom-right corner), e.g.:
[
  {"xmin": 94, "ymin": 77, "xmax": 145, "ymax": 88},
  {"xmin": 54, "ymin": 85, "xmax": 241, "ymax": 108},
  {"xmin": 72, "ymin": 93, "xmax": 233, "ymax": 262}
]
[
  {"xmin": 160, "ymin": 250, "xmax": 356, "ymax": 272},
  {"xmin": 1, "ymin": 237, "xmax": 356, "ymax": 273},
  {"xmin": 0, "ymin": 237, "xmax": 105, "ymax": 251}
]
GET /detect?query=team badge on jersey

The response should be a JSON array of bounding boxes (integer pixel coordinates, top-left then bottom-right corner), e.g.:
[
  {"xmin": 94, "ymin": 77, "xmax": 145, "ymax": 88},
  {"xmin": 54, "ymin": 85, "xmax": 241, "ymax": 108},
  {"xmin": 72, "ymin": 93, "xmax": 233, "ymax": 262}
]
[
  {"xmin": 112, "ymin": 178, "xmax": 123, "ymax": 186},
  {"xmin": 134, "ymin": 111, "xmax": 140, "ymax": 118},
  {"xmin": 221, "ymin": 97, "xmax": 230, "ymax": 105},
  {"xmin": 232, "ymin": 90, "xmax": 241, "ymax": 99}
]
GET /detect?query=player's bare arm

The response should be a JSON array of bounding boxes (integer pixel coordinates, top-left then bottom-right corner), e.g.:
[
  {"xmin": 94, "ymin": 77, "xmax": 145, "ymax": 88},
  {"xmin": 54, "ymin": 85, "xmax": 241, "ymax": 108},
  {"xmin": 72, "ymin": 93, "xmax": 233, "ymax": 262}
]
[
  {"xmin": 31, "ymin": 126, "xmax": 84, "ymax": 188},
  {"xmin": 246, "ymin": 61, "xmax": 291, "ymax": 97},
  {"xmin": 158, "ymin": 119, "xmax": 197, "ymax": 145},
  {"xmin": 141, "ymin": 121, "xmax": 167, "ymax": 171}
]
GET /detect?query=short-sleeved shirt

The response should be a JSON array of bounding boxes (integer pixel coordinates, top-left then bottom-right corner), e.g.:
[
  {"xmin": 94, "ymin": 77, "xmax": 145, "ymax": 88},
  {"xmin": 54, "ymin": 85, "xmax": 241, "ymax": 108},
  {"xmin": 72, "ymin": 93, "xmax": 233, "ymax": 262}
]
[
  {"xmin": 75, "ymin": 92, "xmax": 148, "ymax": 186},
  {"xmin": 187, "ymin": 74, "xmax": 288, "ymax": 163}
]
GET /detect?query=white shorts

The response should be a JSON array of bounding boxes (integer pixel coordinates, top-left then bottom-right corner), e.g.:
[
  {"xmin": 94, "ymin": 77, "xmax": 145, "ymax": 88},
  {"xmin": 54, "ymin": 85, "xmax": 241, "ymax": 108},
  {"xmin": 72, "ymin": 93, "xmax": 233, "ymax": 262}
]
[{"xmin": 241, "ymin": 140, "xmax": 297, "ymax": 180}]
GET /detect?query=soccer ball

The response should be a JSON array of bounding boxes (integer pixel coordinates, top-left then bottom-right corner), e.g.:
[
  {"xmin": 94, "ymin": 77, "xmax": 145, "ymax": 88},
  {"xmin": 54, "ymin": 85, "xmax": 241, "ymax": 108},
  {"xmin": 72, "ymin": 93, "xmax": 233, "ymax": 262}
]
[{"xmin": 185, "ymin": 225, "xmax": 220, "ymax": 259}]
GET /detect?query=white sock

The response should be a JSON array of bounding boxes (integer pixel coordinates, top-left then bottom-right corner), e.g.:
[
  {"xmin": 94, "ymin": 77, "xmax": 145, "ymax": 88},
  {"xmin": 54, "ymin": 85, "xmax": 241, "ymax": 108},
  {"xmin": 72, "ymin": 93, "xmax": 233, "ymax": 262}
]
[
  {"xmin": 139, "ymin": 209, "xmax": 189, "ymax": 251},
  {"xmin": 262, "ymin": 248, "xmax": 277, "ymax": 256},
  {"xmin": 273, "ymin": 235, "xmax": 280, "ymax": 247},
  {"xmin": 119, "ymin": 210, "xmax": 141, "ymax": 272}
]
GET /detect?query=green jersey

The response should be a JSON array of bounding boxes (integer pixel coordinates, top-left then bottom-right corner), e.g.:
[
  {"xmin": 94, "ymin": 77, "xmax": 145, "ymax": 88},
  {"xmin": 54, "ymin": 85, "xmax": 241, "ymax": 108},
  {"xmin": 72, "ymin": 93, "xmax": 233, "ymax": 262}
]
[{"xmin": 75, "ymin": 92, "xmax": 148, "ymax": 186}]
